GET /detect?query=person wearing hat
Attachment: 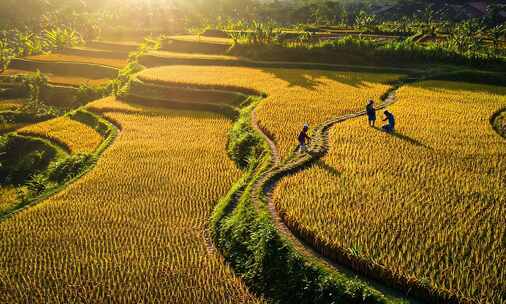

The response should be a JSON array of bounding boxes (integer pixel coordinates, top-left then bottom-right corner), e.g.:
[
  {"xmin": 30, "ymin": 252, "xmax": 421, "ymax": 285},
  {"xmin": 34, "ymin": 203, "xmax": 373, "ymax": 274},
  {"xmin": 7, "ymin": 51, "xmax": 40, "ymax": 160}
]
[
  {"xmin": 382, "ymin": 110, "xmax": 395, "ymax": 133},
  {"xmin": 295, "ymin": 123, "xmax": 312, "ymax": 153},
  {"xmin": 366, "ymin": 99, "xmax": 376, "ymax": 127}
]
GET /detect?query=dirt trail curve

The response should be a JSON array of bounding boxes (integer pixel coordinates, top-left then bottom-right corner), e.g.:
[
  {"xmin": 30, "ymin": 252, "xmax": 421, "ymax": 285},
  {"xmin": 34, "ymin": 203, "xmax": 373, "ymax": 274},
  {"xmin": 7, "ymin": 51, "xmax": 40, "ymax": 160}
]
[{"xmin": 250, "ymin": 76, "xmax": 424, "ymax": 302}]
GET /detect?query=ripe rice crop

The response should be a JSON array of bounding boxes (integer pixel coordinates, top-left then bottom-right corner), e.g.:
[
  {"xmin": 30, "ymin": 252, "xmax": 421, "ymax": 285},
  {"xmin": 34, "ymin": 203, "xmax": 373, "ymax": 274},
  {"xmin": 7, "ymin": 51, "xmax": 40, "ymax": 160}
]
[
  {"xmin": 27, "ymin": 53, "xmax": 128, "ymax": 69},
  {"xmin": 272, "ymin": 80, "xmax": 506, "ymax": 303},
  {"xmin": 41, "ymin": 74, "xmax": 110, "ymax": 87},
  {"xmin": 0, "ymin": 69, "xmax": 110, "ymax": 86},
  {"xmin": 0, "ymin": 99, "xmax": 262, "ymax": 303},
  {"xmin": 148, "ymin": 50, "xmax": 240, "ymax": 61},
  {"xmin": 138, "ymin": 65, "xmax": 401, "ymax": 158},
  {"xmin": 18, "ymin": 116, "xmax": 103, "ymax": 154},
  {"xmin": 87, "ymin": 96, "xmax": 145, "ymax": 115},
  {"xmin": 0, "ymin": 186, "xmax": 21, "ymax": 214},
  {"xmin": 0, "ymin": 99, "xmax": 25, "ymax": 111}
]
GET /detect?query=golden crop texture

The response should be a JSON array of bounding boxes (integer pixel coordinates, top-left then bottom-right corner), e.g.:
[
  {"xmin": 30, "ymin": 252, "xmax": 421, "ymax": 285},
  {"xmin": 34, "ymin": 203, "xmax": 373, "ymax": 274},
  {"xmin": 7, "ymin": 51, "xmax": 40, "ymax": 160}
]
[
  {"xmin": 0, "ymin": 99, "xmax": 25, "ymax": 111},
  {"xmin": 0, "ymin": 99, "xmax": 263, "ymax": 303},
  {"xmin": 27, "ymin": 53, "xmax": 128, "ymax": 69},
  {"xmin": 1, "ymin": 68, "xmax": 110, "ymax": 87},
  {"xmin": 138, "ymin": 65, "xmax": 401, "ymax": 158},
  {"xmin": 272, "ymin": 80, "xmax": 506, "ymax": 303},
  {"xmin": 148, "ymin": 50, "xmax": 240, "ymax": 61},
  {"xmin": 0, "ymin": 186, "xmax": 21, "ymax": 214},
  {"xmin": 18, "ymin": 116, "xmax": 103, "ymax": 154}
]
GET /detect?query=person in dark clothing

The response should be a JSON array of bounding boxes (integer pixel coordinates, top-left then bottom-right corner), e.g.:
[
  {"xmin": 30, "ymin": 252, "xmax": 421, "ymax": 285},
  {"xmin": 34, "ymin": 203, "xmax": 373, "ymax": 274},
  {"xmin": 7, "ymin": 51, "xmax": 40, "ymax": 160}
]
[
  {"xmin": 295, "ymin": 123, "xmax": 311, "ymax": 153},
  {"xmin": 366, "ymin": 100, "xmax": 376, "ymax": 127},
  {"xmin": 382, "ymin": 110, "xmax": 395, "ymax": 133}
]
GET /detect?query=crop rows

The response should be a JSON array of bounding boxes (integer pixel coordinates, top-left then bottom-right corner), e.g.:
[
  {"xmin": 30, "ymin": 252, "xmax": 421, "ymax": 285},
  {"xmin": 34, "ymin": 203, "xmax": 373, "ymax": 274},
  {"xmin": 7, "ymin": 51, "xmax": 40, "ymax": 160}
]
[
  {"xmin": 18, "ymin": 116, "xmax": 103, "ymax": 154},
  {"xmin": 272, "ymin": 80, "xmax": 506, "ymax": 303},
  {"xmin": 147, "ymin": 50, "xmax": 240, "ymax": 61},
  {"xmin": 0, "ymin": 186, "xmax": 20, "ymax": 214},
  {"xmin": 0, "ymin": 99, "xmax": 263, "ymax": 303},
  {"xmin": 138, "ymin": 65, "xmax": 401, "ymax": 158},
  {"xmin": 1, "ymin": 68, "xmax": 110, "ymax": 87},
  {"xmin": 26, "ymin": 53, "xmax": 128, "ymax": 69}
]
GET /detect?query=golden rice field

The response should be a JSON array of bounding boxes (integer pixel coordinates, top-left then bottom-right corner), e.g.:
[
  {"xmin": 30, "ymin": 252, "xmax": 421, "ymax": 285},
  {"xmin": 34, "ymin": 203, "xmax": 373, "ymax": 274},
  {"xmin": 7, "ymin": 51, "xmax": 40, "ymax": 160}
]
[
  {"xmin": 0, "ymin": 99, "xmax": 25, "ymax": 111},
  {"xmin": 0, "ymin": 69, "xmax": 110, "ymax": 87},
  {"xmin": 26, "ymin": 53, "xmax": 128, "ymax": 69},
  {"xmin": 0, "ymin": 186, "xmax": 21, "ymax": 214},
  {"xmin": 138, "ymin": 65, "xmax": 402, "ymax": 158},
  {"xmin": 88, "ymin": 96, "xmax": 146, "ymax": 116},
  {"xmin": 272, "ymin": 80, "xmax": 506, "ymax": 303},
  {"xmin": 148, "ymin": 50, "xmax": 240, "ymax": 61},
  {"xmin": 0, "ymin": 98, "xmax": 263, "ymax": 303},
  {"xmin": 18, "ymin": 116, "xmax": 103, "ymax": 154}
]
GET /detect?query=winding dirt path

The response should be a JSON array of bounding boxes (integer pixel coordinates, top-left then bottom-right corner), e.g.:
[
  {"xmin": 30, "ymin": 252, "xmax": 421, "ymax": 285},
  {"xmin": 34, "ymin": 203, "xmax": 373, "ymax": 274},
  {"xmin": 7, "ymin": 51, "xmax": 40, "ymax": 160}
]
[{"xmin": 250, "ymin": 77, "xmax": 424, "ymax": 302}]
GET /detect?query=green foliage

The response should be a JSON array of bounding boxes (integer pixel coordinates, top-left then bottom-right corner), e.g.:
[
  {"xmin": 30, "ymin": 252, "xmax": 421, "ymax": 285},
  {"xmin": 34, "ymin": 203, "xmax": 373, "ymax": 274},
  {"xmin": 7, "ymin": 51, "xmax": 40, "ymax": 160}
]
[
  {"xmin": 110, "ymin": 36, "xmax": 160, "ymax": 97},
  {"xmin": 445, "ymin": 20, "xmax": 486, "ymax": 57},
  {"xmin": 491, "ymin": 108, "xmax": 506, "ymax": 139},
  {"xmin": 47, "ymin": 153, "xmax": 95, "ymax": 184},
  {"xmin": 25, "ymin": 173, "xmax": 47, "ymax": 194},
  {"xmin": 321, "ymin": 35, "xmax": 376, "ymax": 50},
  {"xmin": 11, "ymin": 72, "xmax": 60, "ymax": 117},
  {"xmin": 0, "ymin": 26, "xmax": 83, "ymax": 69},
  {"xmin": 43, "ymin": 27, "xmax": 82, "ymax": 50},
  {"xmin": 224, "ymin": 20, "xmax": 282, "ymax": 46},
  {"xmin": 75, "ymin": 83, "xmax": 111, "ymax": 107},
  {"xmin": 355, "ymin": 10, "xmax": 376, "ymax": 33},
  {"xmin": 70, "ymin": 110, "xmax": 112, "ymax": 138},
  {"xmin": 0, "ymin": 135, "xmax": 57, "ymax": 185},
  {"xmin": 227, "ymin": 100, "xmax": 263, "ymax": 169},
  {"xmin": 19, "ymin": 70, "xmax": 48, "ymax": 103},
  {"xmin": 0, "ymin": 39, "xmax": 15, "ymax": 72},
  {"xmin": 110, "ymin": 61, "xmax": 144, "ymax": 97},
  {"xmin": 488, "ymin": 24, "xmax": 506, "ymax": 51}
]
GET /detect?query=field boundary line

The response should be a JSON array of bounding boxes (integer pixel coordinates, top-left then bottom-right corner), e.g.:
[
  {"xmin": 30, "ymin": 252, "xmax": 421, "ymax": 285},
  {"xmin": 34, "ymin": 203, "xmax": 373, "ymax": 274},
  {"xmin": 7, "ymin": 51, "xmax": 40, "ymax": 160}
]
[
  {"xmin": 490, "ymin": 107, "xmax": 506, "ymax": 139},
  {"xmin": 0, "ymin": 109, "xmax": 120, "ymax": 222},
  {"xmin": 140, "ymin": 51, "xmax": 429, "ymax": 75}
]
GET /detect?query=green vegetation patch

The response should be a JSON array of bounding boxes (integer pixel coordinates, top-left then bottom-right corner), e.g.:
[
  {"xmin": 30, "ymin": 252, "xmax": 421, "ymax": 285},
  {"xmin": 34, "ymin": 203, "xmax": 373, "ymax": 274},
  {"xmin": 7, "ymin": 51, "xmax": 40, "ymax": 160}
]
[{"xmin": 0, "ymin": 134, "xmax": 63, "ymax": 185}]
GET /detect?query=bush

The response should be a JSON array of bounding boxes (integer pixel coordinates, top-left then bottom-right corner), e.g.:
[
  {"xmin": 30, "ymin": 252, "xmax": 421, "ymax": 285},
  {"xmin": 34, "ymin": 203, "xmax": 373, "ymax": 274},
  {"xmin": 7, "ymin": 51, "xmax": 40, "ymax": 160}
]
[
  {"xmin": 75, "ymin": 83, "xmax": 111, "ymax": 106},
  {"xmin": 0, "ymin": 135, "xmax": 58, "ymax": 185},
  {"xmin": 47, "ymin": 153, "xmax": 95, "ymax": 183},
  {"xmin": 25, "ymin": 173, "xmax": 47, "ymax": 194},
  {"xmin": 10, "ymin": 150, "xmax": 47, "ymax": 184},
  {"xmin": 227, "ymin": 101, "xmax": 263, "ymax": 169},
  {"xmin": 70, "ymin": 110, "xmax": 111, "ymax": 137}
]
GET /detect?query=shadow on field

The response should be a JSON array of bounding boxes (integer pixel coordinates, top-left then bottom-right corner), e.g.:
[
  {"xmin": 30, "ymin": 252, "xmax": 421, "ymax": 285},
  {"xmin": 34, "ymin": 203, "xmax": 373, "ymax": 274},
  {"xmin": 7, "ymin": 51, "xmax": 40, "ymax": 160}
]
[
  {"xmin": 373, "ymin": 127, "xmax": 432, "ymax": 150},
  {"xmin": 315, "ymin": 159, "xmax": 341, "ymax": 177},
  {"xmin": 262, "ymin": 68, "xmax": 374, "ymax": 91}
]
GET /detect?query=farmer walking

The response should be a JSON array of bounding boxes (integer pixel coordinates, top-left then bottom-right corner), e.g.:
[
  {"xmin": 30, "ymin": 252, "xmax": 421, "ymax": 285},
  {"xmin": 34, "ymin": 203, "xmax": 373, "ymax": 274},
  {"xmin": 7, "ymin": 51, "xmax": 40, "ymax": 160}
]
[
  {"xmin": 295, "ymin": 123, "xmax": 311, "ymax": 153},
  {"xmin": 382, "ymin": 110, "xmax": 395, "ymax": 133},
  {"xmin": 366, "ymin": 100, "xmax": 376, "ymax": 127}
]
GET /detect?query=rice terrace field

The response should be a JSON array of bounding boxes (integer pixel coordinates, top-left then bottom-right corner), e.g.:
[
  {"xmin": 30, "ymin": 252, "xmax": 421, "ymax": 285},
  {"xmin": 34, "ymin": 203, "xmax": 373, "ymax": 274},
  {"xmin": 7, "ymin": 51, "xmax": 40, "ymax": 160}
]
[{"xmin": 0, "ymin": 0, "xmax": 505, "ymax": 303}]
